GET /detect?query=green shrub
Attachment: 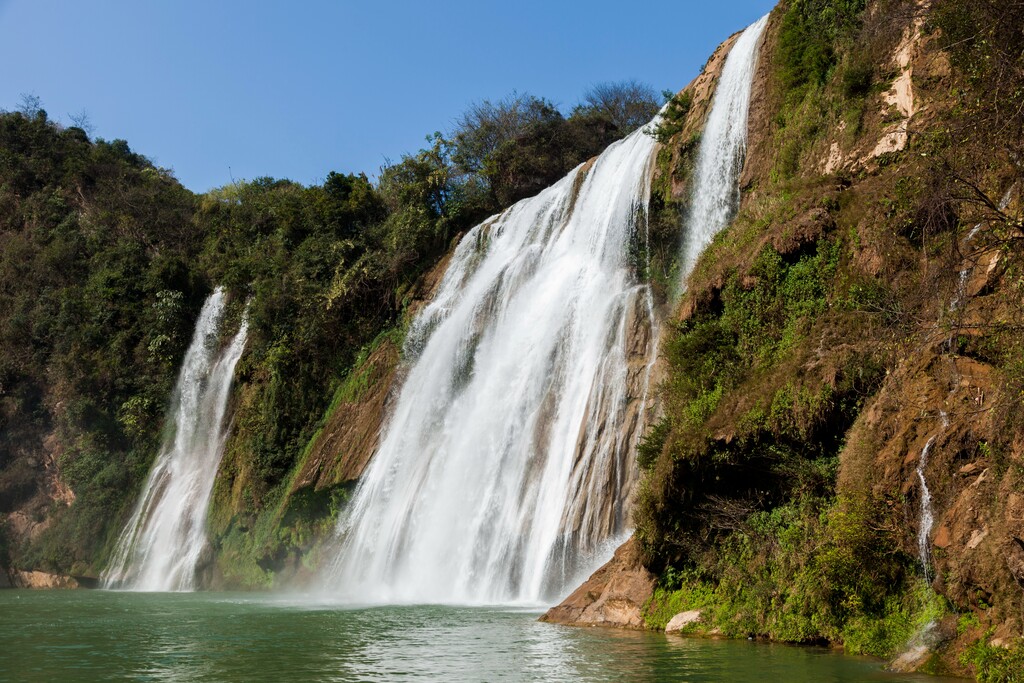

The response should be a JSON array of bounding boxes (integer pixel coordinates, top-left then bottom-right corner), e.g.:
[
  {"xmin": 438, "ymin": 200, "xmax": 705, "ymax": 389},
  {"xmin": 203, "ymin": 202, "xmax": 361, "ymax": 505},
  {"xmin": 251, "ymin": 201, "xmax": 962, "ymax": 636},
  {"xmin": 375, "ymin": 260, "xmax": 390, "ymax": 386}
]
[{"xmin": 962, "ymin": 633, "xmax": 1024, "ymax": 683}]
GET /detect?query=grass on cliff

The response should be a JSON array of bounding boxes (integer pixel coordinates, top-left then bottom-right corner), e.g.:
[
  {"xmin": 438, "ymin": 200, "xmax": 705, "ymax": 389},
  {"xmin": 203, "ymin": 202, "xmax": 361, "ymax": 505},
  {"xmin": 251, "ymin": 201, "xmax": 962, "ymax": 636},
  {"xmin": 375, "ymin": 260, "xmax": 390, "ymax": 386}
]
[
  {"xmin": 642, "ymin": 497, "xmax": 949, "ymax": 658},
  {"xmin": 962, "ymin": 635, "xmax": 1024, "ymax": 683},
  {"xmin": 633, "ymin": 0, "xmax": 963, "ymax": 659},
  {"xmin": 209, "ymin": 324, "xmax": 402, "ymax": 587}
]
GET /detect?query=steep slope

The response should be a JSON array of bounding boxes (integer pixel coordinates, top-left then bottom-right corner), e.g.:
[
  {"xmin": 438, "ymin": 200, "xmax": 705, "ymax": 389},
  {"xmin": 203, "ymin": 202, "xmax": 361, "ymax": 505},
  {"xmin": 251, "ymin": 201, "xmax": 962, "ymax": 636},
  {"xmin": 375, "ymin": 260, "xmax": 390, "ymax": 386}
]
[{"xmin": 548, "ymin": 0, "xmax": 1024, "ymax": 678}]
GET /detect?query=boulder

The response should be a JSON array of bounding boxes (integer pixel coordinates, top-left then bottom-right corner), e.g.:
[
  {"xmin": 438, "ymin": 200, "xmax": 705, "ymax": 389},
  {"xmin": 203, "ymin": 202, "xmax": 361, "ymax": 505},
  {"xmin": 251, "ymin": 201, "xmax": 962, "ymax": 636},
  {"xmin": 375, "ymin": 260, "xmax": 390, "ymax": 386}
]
[
  {"xmin": 889, "ymin": 645, "xmax": 930, "ymax": 673},
  {"xmin": 665, "ymin": 610, "xmax": 703, "ymax": 633},
  {"xmin": 540, "ymin": 537, "xmax": 655, "ymax": 629}
]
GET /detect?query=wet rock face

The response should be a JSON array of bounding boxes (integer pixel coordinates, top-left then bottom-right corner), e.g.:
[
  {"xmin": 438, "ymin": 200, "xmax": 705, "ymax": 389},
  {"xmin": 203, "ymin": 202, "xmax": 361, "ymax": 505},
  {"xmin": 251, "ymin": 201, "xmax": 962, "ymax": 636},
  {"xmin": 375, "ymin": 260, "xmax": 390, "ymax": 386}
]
[{"xmin": 540, "ymin": 538, "xmax": 655, "ymax": 629}]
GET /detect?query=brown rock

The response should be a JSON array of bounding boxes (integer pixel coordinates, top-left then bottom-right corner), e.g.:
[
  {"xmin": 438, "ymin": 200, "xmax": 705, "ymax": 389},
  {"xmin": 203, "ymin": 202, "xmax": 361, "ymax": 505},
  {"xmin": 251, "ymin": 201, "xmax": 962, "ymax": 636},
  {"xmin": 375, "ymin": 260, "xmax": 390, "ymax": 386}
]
[
  {"xmin": 11, "ymin": 570, "xmax": 79, "ymax": 589},
  {"xmin": 770, "ymin": 208, "xmax": 834, "ymax": 256},
  {"xmin": 1006, "ymin": 537, "xmax": 1024, "ymax": 584},
  {"xmin": 289, "ymin": 340, "xmax": 401, "ymax": 493},
  {"xmin": 540, "ymin": 537, "xmax": 655, "ymax": 629},
  {"xmin": 1006, "ymin": 493, "xmax": 1024, "ymax": 523},
  {"xmin": 958, "ymin": 462, "xmax": 983, "ymax": 477}
]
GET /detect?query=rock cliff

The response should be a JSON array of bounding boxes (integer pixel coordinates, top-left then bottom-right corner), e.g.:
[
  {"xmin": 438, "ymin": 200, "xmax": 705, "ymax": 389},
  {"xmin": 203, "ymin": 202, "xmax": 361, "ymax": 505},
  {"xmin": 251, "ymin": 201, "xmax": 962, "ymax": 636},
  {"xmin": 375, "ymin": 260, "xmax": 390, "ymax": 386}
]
[{"xmin": 548, "ymin": 2, "xmax": 1024, "ymax": 679}]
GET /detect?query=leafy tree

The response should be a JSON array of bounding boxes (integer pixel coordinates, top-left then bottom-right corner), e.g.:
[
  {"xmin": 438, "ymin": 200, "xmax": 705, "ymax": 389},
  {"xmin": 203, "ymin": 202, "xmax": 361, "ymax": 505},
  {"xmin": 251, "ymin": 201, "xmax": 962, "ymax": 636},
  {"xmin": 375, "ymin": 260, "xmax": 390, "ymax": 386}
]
[{"xmin": 450, "ymin": 92, "xmax": 559, "ymax": 175}]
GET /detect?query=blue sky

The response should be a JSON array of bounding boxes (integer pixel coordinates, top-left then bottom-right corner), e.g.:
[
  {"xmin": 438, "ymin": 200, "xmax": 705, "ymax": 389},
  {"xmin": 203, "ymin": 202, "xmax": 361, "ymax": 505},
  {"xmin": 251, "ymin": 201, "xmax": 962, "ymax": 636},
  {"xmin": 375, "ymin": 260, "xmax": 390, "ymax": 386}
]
[{"xmin": 0, "ymin": 1, "xmax": 776, "ymax": 192}]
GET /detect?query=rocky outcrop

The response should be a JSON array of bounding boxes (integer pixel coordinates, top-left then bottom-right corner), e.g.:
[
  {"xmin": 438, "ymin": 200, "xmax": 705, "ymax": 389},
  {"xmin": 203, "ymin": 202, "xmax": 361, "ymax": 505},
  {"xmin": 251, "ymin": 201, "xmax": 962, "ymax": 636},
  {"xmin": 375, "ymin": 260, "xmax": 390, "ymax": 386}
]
[
  {"xmin": 9, "ymin": 570, "xmax": 79, "ymax": 589},
  {"xmin": 540, "ymin": 538, "xmax": 654, "ymax": 629},
  {"xmin": 0, "ymin": 430, "xmax": 74, "ymax": 584},
  {"xmin": 661, "ymin": 32, "xmax": 743, "ymax": 203},
  {"xmin": 289, "ymin": 340, "xmax": 401, "ymax": 492},
  {"xmin": 288, "ymin": 250, "xmax": 455, "ymax": 496}
]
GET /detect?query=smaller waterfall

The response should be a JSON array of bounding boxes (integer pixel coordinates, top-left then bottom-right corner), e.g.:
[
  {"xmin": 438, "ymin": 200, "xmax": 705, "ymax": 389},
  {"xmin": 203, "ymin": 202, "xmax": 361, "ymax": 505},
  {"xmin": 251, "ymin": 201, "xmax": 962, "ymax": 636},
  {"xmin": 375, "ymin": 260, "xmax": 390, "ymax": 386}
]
[
  {"xmin": 103, "ymin": 288, "xmax": 248, "ymax": 591},
  {"xmin": 951, "ymin": 186, "xmax": 1013, "ymax": 311},
  {"xmin": 916, "ymin": 434, "xmax": 937, "ymax": 581},
  {"xmin": 680, "ymin": 14, "xmax": 770, "ymax": 280},
  {"xmin": 950, "ymin": 227, "xmax": 981, "ymax": 312}
]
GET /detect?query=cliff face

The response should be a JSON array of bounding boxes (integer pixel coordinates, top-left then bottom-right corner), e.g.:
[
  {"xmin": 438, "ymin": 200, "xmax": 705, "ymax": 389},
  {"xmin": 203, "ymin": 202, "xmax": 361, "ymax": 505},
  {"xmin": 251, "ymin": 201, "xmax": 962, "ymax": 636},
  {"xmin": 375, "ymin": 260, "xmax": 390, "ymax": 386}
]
[
  {"xmin": 549, "ymin": 0, "xmax": 1024, "ymax": 678},
  {"xmin": 2, "ymin": 4, "xmax": 1021, "ymax": 678}
]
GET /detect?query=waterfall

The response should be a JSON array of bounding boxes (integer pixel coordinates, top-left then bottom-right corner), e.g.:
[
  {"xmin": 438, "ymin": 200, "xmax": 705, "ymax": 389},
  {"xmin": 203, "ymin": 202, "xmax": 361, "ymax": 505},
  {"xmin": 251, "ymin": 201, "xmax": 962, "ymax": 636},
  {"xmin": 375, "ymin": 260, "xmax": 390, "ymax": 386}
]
[
  {"xmin": 102, "ymin": 288, "xmax": 249, "ymax": 591},
  {"xmin": 681, "ymin": 14, "xmax": 769, "ymax": 279},
  {"xmin": 916, "ymin": 435, "xmax": 937, "ymax": 582},
  {"xmin": 916, "ymin": 410, "xmax": 949, "ymax": 581},
  {"xmin": 320, "ymin": 16, "xmax": 768, "ymax": 605},
  {"xmin": 952, "ymin": 187, "xmax": 1014, "ymax": 311}
]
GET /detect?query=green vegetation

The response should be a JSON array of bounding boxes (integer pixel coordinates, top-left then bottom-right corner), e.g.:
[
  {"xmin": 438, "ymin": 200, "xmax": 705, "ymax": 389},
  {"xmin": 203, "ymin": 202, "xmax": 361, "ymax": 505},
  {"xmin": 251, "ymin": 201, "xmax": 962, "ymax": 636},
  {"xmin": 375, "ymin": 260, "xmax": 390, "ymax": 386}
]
[
  {"xmin": 652, "ymin": 91, "xmax": 693, "ymax": 144},
  {"xmin": 642, "ymin": 500, "xmax": 947, "ymax": 657},
  {"xmin": 777, "ymin": 0, "xmax": 866, "ymax": 92},
  {"xmin": 632, "ymin": 1, "xmax": 1024, "ymax": 670},
  {"xmin": 962, "ymin": 635, "xmax": 1024, "ymax": 683},
  {"xmin": 0, "ymin": 106, "xmax": 202, "ymax": 573},
  {"xmin": 451, "ymin": 83, "xmax": 658, "ymax": 207},
  {"xmin": 0, "ymin": 81, "xmax": 657, "ymax": 577}
]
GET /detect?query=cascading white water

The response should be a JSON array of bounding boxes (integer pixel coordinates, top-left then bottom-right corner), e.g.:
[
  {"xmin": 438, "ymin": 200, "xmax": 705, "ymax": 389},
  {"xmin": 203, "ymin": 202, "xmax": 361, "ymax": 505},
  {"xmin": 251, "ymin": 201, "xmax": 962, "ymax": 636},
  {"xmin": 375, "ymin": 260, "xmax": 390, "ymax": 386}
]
[
  {"xmin": 321, "ymin": 15, "xmax": 769, "ymax": 605},
  {"xmin": 322, "ymin": 127, "xmax": 658, "ymax": 605},
  {"xmin": 681, "ymin": 14, "xmax": 769, "ymax": 280},
  {"xmin": 952, "ymin": 187, "xmax": 1014, "ymax": 311},
  {"xmin": 916, "ymin": 434, "xmax": 937, "ymax": 581},
  {"xmin": 102, "ymin": 288, "xmax": 248, "ymax": 591}
]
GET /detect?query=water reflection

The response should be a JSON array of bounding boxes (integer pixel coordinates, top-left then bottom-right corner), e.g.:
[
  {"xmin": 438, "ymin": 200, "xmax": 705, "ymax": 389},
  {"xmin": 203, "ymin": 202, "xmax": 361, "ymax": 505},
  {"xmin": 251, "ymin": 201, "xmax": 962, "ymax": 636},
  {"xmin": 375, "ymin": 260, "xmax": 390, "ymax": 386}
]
[{"xmin": 0, "ymin": 592, "xmax": 964, "ymax": 682}]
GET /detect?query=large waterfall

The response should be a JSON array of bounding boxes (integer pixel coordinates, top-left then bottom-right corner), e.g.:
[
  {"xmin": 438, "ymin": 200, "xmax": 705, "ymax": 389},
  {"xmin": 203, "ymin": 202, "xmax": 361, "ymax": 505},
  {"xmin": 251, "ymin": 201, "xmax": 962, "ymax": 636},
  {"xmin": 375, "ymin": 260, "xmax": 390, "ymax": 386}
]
[
  {"xmin": 321, "ymin": 16, "xmax": 768, "ymax": 605},
  {"xmin": 103, "ymin": 288, "xmax": 248, "ymax": 591}
]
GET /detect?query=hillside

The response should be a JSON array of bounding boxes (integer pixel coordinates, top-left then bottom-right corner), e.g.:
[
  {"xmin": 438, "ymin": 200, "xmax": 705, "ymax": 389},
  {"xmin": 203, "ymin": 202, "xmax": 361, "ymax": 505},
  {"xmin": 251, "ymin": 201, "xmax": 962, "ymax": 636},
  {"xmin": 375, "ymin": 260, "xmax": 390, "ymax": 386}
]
[
  {"xmin": 2, "ymin": 0, "xmax": 1023, "ymax": 679},
  {"xmin": 0, "ymin": 88, "xmax": 654, "ymax": 586},
  {"xmin": 546, "ymin": 0, "xmax": 1024, "ymax": 678}
]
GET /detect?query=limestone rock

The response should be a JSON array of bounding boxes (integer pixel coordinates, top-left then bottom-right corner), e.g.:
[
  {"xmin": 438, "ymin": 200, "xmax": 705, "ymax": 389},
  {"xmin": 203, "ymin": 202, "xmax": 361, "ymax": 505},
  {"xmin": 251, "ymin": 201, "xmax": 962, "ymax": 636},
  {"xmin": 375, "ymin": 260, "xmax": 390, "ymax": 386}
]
[
  {"xmin": 889, "ymin": 645, "xmax": 930, "ymax": 673},
  {"xmin": 11, "ymin": 570, "xmax": 79, "ymax": 589},
  {"xmin": 540, "ymin": 537, "xmax": 654, "ymax": 629},
  {"xmin": 665, "ymin": 610, "xmax": 702, "ymax": 633}
]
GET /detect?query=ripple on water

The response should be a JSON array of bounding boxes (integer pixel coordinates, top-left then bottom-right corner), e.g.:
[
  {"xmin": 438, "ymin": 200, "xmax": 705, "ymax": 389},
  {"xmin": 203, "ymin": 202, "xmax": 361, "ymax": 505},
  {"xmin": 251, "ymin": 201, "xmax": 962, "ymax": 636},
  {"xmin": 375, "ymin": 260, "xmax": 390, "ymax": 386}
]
[{"xmin": 0, "ymin": 592, "xmax": 965, "ymax": 683}]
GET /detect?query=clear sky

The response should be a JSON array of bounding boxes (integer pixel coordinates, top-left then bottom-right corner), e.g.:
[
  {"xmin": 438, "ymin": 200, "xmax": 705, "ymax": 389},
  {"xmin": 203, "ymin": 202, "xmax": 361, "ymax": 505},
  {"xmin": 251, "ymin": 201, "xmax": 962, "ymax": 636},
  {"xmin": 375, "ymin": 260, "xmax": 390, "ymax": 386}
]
[{"xmin": 0, "ymin": 0, "xmax": 777, "ymax": 193}]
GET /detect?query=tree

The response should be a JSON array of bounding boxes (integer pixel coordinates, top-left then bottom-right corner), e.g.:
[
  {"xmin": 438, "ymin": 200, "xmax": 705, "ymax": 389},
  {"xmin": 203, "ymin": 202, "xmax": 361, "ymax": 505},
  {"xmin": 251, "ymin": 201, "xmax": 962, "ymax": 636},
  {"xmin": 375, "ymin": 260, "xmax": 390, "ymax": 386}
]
[
  {"xmin": 578, "ymin": 80, "xmax": 660, "ymax": 132},
  {"xmin": 450, "ymin": 92, "xmax": 561, "ymax": 174}
]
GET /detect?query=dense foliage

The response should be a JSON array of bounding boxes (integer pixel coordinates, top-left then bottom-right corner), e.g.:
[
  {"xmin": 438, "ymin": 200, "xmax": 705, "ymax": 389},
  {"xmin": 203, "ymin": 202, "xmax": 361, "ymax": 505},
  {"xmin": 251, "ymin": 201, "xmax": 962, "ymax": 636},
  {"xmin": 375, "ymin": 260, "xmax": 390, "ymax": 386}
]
[
  {"xmin": 777, "ymin": 0, "xmax": 867, "ymax": 92},
  {"xmin": 451, "ymin": 84, "xmax": 658, "ymax": 207},
  {"xmin": 0, "ymin": 81, "xmax": 658, "ymax": 576},
  {"xmin": 0, "ymin": 107, "xmax": 203, "ymax": 570}
]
